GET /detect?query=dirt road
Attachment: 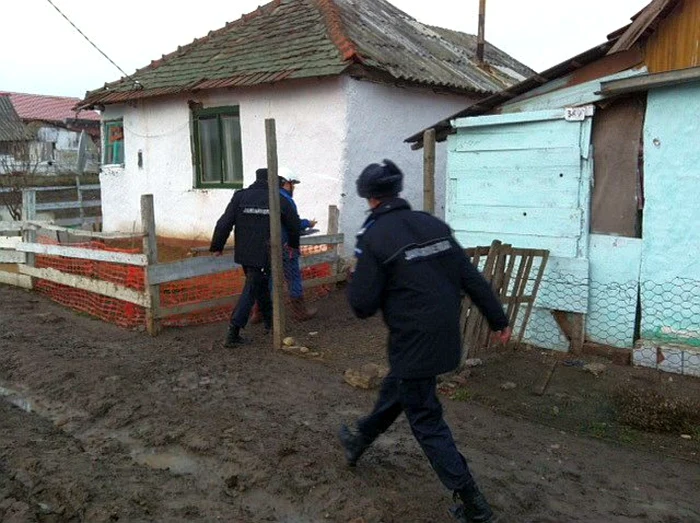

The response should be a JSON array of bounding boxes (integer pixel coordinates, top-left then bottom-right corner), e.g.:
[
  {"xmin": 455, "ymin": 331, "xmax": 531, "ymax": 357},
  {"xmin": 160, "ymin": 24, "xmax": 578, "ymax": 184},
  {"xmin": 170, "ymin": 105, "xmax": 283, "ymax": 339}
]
[{"xmin": 1, "ymin": 286, "xmax": 698, "ymax": 522}]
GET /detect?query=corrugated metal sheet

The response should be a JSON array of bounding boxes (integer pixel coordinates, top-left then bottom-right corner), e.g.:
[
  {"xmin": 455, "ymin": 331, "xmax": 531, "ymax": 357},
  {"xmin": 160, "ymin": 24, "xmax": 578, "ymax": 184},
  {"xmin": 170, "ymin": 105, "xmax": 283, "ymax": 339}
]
[
  {"xmin": 644, "ymin": 0, "xmax": 700, "ymax": 73},
  {"xmin": 80, "ymin": 0, "xmax": 533, "ymax": 108},
  {"xmin": 0, "ymin": 95, "xmax": 28, "ymax": 142}
]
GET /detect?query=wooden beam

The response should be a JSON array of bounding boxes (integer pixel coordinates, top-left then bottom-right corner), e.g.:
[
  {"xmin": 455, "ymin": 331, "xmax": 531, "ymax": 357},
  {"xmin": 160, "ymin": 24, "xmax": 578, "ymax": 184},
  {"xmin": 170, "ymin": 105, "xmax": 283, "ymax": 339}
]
[
  {"xmin": 147, "ymin": 255, "xmax": 239, "ymax": 285},
  {"xmin": 16, "ymin": 243, "xmax": 147, "ymax": 266},
  {"xmin": 0, "ymin": 251, "xmax": 26, "ymax": 264},
  {"xmin": 299, "ymin": 252, "xmax": 339, "ymax": 269},
  {"xmin": 35, "ymin": 223, "xmax": 140, "ymax": 239},
  {"xmin": 35, "ymin": 200, "xmax": 101, "ymax": 211},
  {"xmin": 21, "ymin": 190, "xmax": 36, "ymax": 271},
  {"xmin": 423, "ymin": 128, "xmax": 436, "ymax": 214},
  {"xmin": 0, "ymin": 270, "xmax": 32, "ymax": 289},
  {"xmin": 267, "ymin": 119, "xmax": 285, "ymax": 350},
  {"xmin": 141, "ymin": 194, "xmax": 161, "ymax": 335},
  {"xmin": 301, "ymin": 233, "xmax": 344, "ymax": 246},
  {"xmin": 19, "ymin": 266, "xmax": 149, "ymax": 306}
]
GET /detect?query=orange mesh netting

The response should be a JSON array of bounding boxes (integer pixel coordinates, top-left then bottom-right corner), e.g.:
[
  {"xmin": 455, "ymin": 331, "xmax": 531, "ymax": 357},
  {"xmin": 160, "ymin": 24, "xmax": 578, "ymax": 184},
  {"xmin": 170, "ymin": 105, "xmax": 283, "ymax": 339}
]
[{"xmin": 33, "ymin": 238, "xmax": 335, "ymax": 330}]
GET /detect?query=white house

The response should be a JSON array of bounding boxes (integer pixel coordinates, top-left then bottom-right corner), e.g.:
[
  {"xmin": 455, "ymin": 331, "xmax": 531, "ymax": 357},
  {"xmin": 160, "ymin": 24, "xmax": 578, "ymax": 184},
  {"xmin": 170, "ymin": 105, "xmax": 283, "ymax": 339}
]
[{"xmin": 79, "ymin": 0, "xmax": 532, "ymax": 250}]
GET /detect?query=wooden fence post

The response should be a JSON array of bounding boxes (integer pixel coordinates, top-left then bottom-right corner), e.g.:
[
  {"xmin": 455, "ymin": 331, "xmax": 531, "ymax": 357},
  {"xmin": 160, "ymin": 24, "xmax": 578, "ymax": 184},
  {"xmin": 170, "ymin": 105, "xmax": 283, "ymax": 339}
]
[
  {"xmin": 21, "ymin": 189, "xmax": 36, "ymax": 269},
  {"xmin": 140, "ymin": 194, "xmax": 161, "ymax": 335},
  {"xmin": 75, "ymin": 176, "xmax": 85, "ymax": 226},
  {"xmin": 423, "ymin": 128, "xmax": 436, "ymax": 214},
  {"xmin": 266, "ymin": 119, "xmax": 285, "ymax": 350},
  {"xmin": 327, "ymin": 204, "xmax": 340, "ymax": 281}
]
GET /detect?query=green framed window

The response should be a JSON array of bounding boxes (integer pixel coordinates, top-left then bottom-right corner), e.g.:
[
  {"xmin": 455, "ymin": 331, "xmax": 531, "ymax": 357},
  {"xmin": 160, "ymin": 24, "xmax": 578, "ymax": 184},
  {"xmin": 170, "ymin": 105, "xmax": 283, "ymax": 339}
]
[
  {"xmin": 103, "ymin": 120, "xmax": 124, "ymax": 165},
  {"xmin": 192, "ymin": 106, "xmax": 243, "ymax": 188}
]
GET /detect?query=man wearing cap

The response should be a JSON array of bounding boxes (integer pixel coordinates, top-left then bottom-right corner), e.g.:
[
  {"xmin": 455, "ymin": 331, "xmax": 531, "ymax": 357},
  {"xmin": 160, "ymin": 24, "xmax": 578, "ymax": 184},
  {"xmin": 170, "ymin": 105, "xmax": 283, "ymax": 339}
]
[
  {"xmin": 277, "ymin": 167, "xmax": 318, "ymax": 321},
  {"xmin": 338, "ymin": 159, "xmax": 511, "ymax": 522},
  {"xmin": 210, "ymin": 168, "xmax": 301, "ymax": 347}
]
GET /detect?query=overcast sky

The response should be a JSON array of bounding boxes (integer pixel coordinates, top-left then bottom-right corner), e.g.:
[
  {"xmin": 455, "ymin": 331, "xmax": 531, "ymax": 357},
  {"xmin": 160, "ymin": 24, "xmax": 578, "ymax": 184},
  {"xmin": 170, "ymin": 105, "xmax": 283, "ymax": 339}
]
[{"xmin": 1, "ymin": 0, "xmax": 650, "ymax": 99}]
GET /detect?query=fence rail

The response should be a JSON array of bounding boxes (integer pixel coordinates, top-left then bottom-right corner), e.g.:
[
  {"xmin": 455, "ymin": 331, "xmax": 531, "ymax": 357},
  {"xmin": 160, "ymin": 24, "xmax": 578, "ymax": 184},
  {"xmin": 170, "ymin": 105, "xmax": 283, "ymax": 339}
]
[{"xmin": 0, "ymin": 196, "xmax": 346, "ymax": 336}]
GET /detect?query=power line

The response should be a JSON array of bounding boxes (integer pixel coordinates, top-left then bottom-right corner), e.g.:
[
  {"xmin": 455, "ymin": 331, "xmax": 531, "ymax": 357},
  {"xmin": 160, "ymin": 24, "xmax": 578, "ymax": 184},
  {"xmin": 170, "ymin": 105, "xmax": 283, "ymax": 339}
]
[{"xmin": 44, "ymin": 0, "xmax": 139, "ymax": 85}]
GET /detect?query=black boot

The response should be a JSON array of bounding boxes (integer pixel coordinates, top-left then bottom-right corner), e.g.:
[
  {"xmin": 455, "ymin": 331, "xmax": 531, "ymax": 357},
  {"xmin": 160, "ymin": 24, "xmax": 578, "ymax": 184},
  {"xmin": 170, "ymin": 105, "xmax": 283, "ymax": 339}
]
[
  {"xmin": 450, "ymin": 484, "xmax": 493, "ymax": 523},
  {"xmin": 224, "ymin": 326, "xmax": 245, "ymax": 348},
  {"xmin": 338, "ymin": 424, "xmax": 372, "ymax": 467}
]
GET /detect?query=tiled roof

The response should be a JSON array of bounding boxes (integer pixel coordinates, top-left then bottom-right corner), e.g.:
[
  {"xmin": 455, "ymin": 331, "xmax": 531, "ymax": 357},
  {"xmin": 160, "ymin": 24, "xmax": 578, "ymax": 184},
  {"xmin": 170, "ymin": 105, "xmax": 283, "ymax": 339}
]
[
  {"xmin": 80, "ymin": 0, "xmax": 533, "ymax": 108},
  {"xmin": 1, "ymin": 92, "xmax": 100, "ymax": 123},
  {"xmin": 0, "ymin": 95, "xmax": 28, "ymax": 142}
]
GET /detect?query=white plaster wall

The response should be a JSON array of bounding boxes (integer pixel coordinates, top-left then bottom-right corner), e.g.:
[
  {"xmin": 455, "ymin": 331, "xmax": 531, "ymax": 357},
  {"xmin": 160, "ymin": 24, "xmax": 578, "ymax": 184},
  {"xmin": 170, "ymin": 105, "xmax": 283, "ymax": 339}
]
[
  {"xmin": 341, "ymin": 78, "xmax": 478, "ymax": 251},
  {"xmin": 100, "ymin": 77, "xmax": 348, "ymax": 242}
]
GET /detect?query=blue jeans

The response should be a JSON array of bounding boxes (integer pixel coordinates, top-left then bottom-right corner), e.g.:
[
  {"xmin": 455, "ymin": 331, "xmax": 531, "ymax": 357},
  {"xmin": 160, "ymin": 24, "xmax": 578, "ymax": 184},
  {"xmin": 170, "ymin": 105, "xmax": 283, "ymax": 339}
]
[
  {"xmin": 230, "ymin": 266, "xmax": 272, "ymax": 329},
  {"xmin": 356, "ymin": 376, "xmax": 476, "ymax": 491},
  {"xmin": 283, "ymin": 248, "xmax": 303, "ymax": 299}
]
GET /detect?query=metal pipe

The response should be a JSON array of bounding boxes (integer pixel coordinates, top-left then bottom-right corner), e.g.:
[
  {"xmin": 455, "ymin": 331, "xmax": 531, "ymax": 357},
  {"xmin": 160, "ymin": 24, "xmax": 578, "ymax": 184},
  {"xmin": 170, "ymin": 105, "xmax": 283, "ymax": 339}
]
[{"xmin": 477, "ymin": 0, "xmax": 486, "ymax": 64}]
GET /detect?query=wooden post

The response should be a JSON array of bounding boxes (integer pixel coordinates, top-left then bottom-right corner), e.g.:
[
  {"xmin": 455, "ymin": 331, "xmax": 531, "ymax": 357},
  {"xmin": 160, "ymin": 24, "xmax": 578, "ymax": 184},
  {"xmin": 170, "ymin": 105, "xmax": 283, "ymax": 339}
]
[
  {"xmin": 266, "ymin": 119, "xmax": 285, "ymax": 350},
  {"xmin": 21, "ymin": 189, "xmax": 36, "ymax": 269},
  {"xmin": 327, "ymin": 204, "xmax": 341, "ymax": 283},
  {"xmin": 477, "ymin": 0, "xmax": 487, "ymax": 64},
  {"xmin": 75, "ymin": 176, "xmax": 85, "ymax": 226},
  {"xmin": 423, "ymin": 128, "xmax": 436, "ymax": 214},
  {"xmin": 140, "ymin": 194, "xmax": 161, "ymax": 336}
]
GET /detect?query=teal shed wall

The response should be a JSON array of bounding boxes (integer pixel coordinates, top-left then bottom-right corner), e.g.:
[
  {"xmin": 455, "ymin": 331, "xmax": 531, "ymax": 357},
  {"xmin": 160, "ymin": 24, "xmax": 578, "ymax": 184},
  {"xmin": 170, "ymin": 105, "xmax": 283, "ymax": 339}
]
[{"xmin": 639, "ymin": 83, "xmax": 700, "ymax": 346}]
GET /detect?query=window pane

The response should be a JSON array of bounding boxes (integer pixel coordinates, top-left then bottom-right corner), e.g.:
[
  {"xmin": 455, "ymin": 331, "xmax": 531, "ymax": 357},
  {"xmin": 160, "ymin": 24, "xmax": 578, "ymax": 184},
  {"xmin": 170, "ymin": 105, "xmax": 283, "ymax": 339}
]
[
  {"xmin": 198, "ymin": 117, "xmax": 221, "ymax": 183},
  {"xmin": 104, "ymin": 122, "xmax": 124, "ymax": 164},
  {"xmin": 221, "ymin": 115, "xmax": 242, "ymax": 183}
]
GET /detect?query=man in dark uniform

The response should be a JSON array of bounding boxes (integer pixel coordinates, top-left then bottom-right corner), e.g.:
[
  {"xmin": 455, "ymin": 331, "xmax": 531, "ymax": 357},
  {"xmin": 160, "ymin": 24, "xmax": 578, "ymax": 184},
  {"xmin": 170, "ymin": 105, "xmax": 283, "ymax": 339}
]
[
  {"xmin": 339, "ymin": 160, "xmax": 511, "ymax": 523},
  {"xmin": 210, "ymin": 168, "xmax": 301, "ymax": 347}
]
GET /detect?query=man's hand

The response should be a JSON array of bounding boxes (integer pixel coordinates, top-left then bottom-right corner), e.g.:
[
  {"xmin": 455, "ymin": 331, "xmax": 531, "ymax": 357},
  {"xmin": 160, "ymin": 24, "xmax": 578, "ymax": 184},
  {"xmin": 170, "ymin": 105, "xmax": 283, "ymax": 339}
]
[
  {"xmin": 491, "ymin": 326, "xmax": 512, "ymax": 346},
  {"xmin": 309, "ymin": 219, "xmax": 318, "ymax": 228}
]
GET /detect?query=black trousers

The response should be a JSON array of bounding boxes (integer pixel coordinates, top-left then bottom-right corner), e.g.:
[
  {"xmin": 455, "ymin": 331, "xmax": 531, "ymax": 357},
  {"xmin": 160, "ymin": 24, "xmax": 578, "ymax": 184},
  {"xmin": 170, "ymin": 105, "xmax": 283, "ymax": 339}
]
[
  {"xmin": 357, "ymin": 376, "xmax": 475, "ymax": 491},
  {"xmin": 230, "ymin": 265, "xmax": 272, "ymax": 329}
]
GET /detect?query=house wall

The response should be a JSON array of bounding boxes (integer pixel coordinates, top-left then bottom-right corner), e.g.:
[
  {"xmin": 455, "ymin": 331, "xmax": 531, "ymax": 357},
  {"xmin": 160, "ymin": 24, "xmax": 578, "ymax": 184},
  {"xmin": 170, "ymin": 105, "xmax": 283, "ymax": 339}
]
[
  {"xmin": 342, "ymin": 78, "xmax": 476, "ymax": 246},
  {"xmin": 99, "ymin": 76, "xmax": 474, "ymax": 251},
  {"xmin": 100, "ymin": 77, "xmax": 348, "ymax": 243},
  {"xmin": 639, "ymin": 82, "xmax": 700, "ymax": 346}
]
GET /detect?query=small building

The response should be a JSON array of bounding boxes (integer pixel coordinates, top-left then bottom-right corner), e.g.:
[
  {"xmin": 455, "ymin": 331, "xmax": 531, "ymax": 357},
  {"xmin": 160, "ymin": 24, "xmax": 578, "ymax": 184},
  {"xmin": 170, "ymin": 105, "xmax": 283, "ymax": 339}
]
[
  {"xmin": 78, "ymin": 0, "xmax": 533, "ymax": 248},
  {"xmin": 0, "ymin": 94, "xmax": 29, "ymax": 165},
  {"xmin": 408, "ymin": 0, "xmax": 700, "ymax": 374},
  {"xmin": 0, "ymin": 92, "xmax": 101, "ymax": 174}
]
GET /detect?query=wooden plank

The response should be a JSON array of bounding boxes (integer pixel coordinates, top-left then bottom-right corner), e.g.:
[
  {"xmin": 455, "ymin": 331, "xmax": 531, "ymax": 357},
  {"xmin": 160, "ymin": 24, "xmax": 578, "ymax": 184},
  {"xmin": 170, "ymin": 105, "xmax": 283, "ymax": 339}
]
[
  {"xmin": 54, "ymin": 216, "xmax": 102, "ymax": 227},
  {"xmin": 532, "ymin": 362, "xmax": 558, "ymax": 396},
  {"xmin": 302, "ymin": 273, "xmax": 347, "ymax": 289},
  {"xmin": 451, "ymin": 206, "xmax": 583, "ymax": 238},
  {"xmin": 141, "ymin": 194, "xmax": 161, "ymax": 335},
  {"xmin": 453, "ymin": 108, "xmax": 567, "ymax": 128},
  {"xmin": 454, "ymin": 120, "xmax": 582, "ymax": 153},
  {"xmin": 300, "ymin": 233, "xmax": 344, "ymax": 246},
  {"xmin": 327, "ymin": 205, "xmax": 341, "ymax": 286},
  {"xmin": 0, "ymin": 184, "xmax": 100, "ymax": 193},
  {"xmin": 0, "ymin": 251, "xmax": 26, "ymax": 263},
  {"xmin": 35, "ymin": 200, "xmax": 101, "ymax": 211},
  {"xmin": 299, "ymin": 252, "xmax": 339, "ymax": 269},
  {"xmin": 148, "ymin": 255, "xmax": 239, "ymax": 285},
  {"xmin": 0, "ymin": 237, "xmax": 22, "ymax": 249},
  {"xmin": 423, "ymin": 128, "xmax": 436, "ymax": 214},
  {"xmin": 36, "ymin": 223, "xmax": 138, "ymax": 239},
  {"xmin": 0, "ymin": 270, "xmax": 32, "ymax": 289},
  {"xmin": 17, "ymin": 243, "xmax": 147, "ymax": 266},
  {"xmin": 266, "ymin": 119, "xmax": 285, "ymax": 350},
  {"xmin": 570, "ymin": 313, "xmax": 585, "ymax": 354},
  {"xmin": 156, "ymin": 296, "xmax": 238, "ymax": 320},
  {"xmin": 19, "ymin": 266, "xmax": 149, "ymax": 306}
]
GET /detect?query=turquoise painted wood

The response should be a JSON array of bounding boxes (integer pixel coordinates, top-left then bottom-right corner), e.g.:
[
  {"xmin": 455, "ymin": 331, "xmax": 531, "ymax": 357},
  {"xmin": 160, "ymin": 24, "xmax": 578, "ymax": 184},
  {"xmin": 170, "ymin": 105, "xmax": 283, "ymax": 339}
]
[
  {"xmin": 535, "ymin": 256, "xmax": 589, "ymax": 314},
  {"xmin": 501, "ymin": 68, "xmax": 646, "ymax": 114},
  {"xmin": 587, "ymin": 234, "xmax": 642, "ymax": 348},
  {"xmin": 639, "ymin": 83, "xmax": 700, "ymax": 346}
]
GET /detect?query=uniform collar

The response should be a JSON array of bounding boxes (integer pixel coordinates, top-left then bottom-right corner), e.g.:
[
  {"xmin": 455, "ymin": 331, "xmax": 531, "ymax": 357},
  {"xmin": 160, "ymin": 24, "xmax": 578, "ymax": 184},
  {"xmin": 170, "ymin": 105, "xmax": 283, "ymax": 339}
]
[{"xmin": 371, "ymin": 197, "xmax": 411, "ymax": 218}]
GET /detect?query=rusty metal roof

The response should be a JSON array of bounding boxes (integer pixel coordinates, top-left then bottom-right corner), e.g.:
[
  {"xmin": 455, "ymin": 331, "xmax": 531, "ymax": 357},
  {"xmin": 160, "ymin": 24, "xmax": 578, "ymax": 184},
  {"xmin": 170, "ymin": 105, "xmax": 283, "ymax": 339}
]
[{"xmin": 79, "ymin": 0, "xmax": 533, "ymax": 108}]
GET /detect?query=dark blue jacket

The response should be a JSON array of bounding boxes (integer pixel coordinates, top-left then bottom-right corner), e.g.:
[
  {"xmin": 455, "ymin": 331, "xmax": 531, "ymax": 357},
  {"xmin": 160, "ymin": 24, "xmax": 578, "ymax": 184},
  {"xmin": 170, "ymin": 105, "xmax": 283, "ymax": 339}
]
[
  {"xmin": 280, "ymin": 188, "xmax": 310, "ymax": 244},
  {"xmin": 348, "ymin": 198, "xmax": 509, "ymax": 379},
  {"xmin": 210, "ymin": 179, "xmax": 300, "ymax": 267}
]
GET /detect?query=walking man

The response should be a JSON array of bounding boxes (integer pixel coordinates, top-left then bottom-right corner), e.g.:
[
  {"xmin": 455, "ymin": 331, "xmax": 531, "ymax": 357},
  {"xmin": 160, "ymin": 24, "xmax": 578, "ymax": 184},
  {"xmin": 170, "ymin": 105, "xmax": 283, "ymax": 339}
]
[
  {"xmin": 339, "ymin": 160, "xmax": 511, "ymax": 522},
  {"xmin": 210, "ymin": 167, "xmax": 300, "ymax": 347}
]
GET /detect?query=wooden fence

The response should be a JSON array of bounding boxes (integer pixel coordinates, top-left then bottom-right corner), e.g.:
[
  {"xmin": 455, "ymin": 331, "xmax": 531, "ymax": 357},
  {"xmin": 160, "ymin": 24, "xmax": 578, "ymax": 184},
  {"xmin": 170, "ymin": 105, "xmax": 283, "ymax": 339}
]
[
  {"xmin": 0, "ymin": 180, "xmax": 102, "ymax": 228},
  {"xmin": 0, "ymin": 195, "xmax": 345, "ymax": 336}
]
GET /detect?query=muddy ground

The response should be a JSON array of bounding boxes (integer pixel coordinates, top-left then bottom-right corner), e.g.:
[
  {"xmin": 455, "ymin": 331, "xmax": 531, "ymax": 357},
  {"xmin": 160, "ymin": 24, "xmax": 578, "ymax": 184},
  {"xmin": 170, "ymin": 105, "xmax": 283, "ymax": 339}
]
[{"xmin": 1, "ymin": 285, "xmax": 699, "ymax": 523}]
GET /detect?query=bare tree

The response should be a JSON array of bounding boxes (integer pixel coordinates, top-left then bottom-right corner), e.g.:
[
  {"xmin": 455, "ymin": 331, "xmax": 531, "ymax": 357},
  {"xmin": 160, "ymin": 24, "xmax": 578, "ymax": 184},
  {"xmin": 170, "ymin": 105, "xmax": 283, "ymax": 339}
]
[{"xmin": 0, "ymin": 141, "xmax": 39, "ymax": 221}]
